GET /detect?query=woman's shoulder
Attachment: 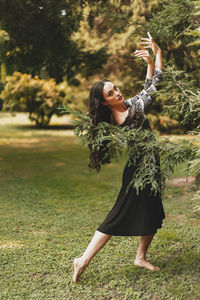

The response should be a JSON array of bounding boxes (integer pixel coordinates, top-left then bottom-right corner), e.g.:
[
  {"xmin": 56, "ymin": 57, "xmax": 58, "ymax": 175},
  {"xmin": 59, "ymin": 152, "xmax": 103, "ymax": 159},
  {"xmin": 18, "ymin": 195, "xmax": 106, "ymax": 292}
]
[{"xmin": 124, "ymin": 97, "xmax": 136, "ymax": 108}]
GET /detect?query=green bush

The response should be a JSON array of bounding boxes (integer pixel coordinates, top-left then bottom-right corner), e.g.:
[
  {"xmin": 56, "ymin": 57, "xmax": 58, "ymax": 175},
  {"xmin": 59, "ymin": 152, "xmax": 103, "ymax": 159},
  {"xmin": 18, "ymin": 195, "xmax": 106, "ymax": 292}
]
[{"xmin": 1, "ymin": 72, "xmax": 66, "ymax": 127}]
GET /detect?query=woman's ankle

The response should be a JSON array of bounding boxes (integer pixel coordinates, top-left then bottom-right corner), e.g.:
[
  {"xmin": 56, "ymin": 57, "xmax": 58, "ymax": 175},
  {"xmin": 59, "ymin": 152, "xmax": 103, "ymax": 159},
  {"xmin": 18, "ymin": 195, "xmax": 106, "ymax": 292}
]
[
  {"xmin": 79, "ymin": 255, "xmax": 90, "ymax": 267},
  {"xmin": 135, "ymin": 255, "xmax": 146, "ymax": 262}
]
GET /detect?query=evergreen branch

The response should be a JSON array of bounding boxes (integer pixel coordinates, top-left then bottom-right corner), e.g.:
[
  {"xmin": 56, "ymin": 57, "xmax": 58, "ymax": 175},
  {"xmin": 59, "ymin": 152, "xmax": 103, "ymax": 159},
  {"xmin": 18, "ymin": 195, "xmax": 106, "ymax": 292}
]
[
  {"xmin": 157, "ymin": 65, "xmax": 200, "ymax": 129},
  {"xmin": 60, "ymin": 103, "xmax": 198, "ymax": 196},
  {"xmin": 170, "ymin": 72, "xmax": 195, "ymax": 103}
]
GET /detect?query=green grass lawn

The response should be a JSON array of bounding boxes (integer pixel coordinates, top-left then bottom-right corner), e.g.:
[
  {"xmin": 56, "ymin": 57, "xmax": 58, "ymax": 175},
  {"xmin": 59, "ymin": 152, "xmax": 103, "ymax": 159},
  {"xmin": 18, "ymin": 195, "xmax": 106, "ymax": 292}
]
[{"xmin": 0, "ymin": 113, "xmax": 199, "ymax": 300}]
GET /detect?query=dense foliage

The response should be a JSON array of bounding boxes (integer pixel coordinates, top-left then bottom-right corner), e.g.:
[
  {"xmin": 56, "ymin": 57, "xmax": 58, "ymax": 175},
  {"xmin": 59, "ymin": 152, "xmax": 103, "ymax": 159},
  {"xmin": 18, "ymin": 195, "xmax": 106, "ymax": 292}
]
[
  {"xmin": 159, "ymin": 65, "xmax": 200, "ymax": 186},
  {"xmin": 155, "ymin": 1, "xmax": 200, "ymax": 188},
  {"xmin": 68, "ymin": 0, "xmax": 200, "ymax": 132},
  {"xmin": 59, "ymin": 103, "xmax": 197, "ymax": 196},
  {"xmin": 158, "ymin": 66, "xmax": 200, "ymax": 131},
  {"xmin": 1, "ymin": 72, "xmax": 66, "ymax": 127},
  {"xmin": 0, "ymin": 0, "xmax": 199, "ymax": 190},
  {"xmin": 1, "ymin": 0, "xmax": 199, "ymax": 130},
  {"xmin": 0, "ymin": 0, "xmax": 113, "ymax": 82}
]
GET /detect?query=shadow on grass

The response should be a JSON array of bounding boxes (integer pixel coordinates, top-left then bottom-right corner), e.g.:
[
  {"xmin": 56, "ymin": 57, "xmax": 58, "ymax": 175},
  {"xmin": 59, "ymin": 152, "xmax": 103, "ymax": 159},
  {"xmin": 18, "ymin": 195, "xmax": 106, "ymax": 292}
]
[
  {"xmin": 80, "ymin": 247, "xmax": 200, "ymax": 288},
  {"xmin": 9, "ymin": 124, "xmax": 75, "ymax": 130}
]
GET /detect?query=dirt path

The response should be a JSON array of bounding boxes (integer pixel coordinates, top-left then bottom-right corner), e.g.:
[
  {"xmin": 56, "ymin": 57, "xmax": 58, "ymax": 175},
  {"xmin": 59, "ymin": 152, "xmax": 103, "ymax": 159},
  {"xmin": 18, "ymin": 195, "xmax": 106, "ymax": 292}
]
[{"xmin": 166, "ymin": 176, "xmax": 195, "ymax": 186}]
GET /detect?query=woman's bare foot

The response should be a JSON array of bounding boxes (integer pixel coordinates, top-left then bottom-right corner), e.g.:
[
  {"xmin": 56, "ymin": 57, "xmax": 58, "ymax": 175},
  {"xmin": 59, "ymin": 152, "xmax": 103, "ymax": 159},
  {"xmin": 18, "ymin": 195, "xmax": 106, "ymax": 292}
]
[
  {"xmin": 134, "ymin": 258, "xmax": 160, "ymax": 271},
  {"xmin": 73, "ymin": 257, "xmax": 88, "ymax": 283}
]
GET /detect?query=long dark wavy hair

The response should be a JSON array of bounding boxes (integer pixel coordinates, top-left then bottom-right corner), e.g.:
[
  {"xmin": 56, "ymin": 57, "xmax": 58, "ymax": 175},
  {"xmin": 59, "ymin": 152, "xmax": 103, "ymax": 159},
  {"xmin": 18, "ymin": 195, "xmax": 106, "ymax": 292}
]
[{"xmin": 88, "ymin": 79, "xmax": 112, "ymax": 172}]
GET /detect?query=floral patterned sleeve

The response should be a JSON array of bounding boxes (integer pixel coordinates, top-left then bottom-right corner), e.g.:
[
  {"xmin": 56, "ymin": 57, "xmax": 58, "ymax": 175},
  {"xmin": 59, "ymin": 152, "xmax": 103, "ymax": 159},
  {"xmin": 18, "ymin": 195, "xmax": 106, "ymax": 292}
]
[{"xmin": 124, "ymin": 69, "xmax": 163, "ymax": 119}]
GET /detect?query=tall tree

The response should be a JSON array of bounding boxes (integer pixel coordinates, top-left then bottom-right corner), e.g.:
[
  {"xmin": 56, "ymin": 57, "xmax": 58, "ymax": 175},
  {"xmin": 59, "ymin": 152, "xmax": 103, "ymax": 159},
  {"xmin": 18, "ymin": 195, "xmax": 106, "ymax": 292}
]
[
  {"xmin": 0, "ymin": 0, "xmax": 112, "ymax": 82},
  {"xmin": 140, "ymin": 0, "xmax": 200, "ymax": 82},
  {"xmin": 71, "ymin": 0, "xmax": 161, "ymax": 99},
  {"xmin": 149, "ymin": 0, "xmax": 200, "ymax": 187}
]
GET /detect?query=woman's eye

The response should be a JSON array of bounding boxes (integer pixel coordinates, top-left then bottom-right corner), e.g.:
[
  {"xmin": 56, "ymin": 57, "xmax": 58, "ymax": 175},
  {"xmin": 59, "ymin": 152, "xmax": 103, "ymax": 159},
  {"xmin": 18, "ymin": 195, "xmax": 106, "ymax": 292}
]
[{"xmin": 114, "ymin": 86, "xmax": 118, "ymax": 91}]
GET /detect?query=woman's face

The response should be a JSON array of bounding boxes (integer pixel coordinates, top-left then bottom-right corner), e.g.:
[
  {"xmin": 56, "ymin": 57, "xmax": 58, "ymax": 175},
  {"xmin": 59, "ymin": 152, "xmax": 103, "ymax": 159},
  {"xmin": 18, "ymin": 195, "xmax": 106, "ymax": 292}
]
[{"xmin": 102, "ymin": 82, "xmax": 124, "ymax": 107}]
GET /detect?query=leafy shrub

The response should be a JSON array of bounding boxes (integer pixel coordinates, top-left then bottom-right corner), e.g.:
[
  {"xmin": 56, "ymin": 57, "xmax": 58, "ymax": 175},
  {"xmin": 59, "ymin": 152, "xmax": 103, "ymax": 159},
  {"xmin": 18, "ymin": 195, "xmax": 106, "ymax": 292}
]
[{"xmin": 1, "ymin": 72, "xmax": 66, "ymax": 127}]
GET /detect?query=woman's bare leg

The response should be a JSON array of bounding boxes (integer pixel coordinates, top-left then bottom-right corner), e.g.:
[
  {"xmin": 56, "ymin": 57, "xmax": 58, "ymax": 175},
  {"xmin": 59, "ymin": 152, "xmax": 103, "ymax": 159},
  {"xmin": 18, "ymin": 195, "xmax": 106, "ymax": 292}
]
[
  {"xmin": 134, "ymin": 235, "xmax": 160, "ymax": 271},
  {"xmin": 73, "ymin": 230, "xmax": 112, "ymax": 283}
]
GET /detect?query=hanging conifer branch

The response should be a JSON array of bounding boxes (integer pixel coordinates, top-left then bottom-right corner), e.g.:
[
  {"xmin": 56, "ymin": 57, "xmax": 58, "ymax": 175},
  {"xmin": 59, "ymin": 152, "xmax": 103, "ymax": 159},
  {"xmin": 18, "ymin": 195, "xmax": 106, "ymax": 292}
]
[
  {"xmin": 59, "ymin": 103, "xmax": 197, "ymax": 196},
  {"xmin": 156, "ymin": 65, "xmax": 200, "ymax": 130}
]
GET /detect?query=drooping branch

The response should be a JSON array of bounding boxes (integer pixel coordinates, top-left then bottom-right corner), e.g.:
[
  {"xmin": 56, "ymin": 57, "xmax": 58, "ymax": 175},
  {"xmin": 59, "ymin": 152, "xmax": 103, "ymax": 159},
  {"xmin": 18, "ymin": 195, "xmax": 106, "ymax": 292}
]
[{"xmin": 60, "ymin": 103, "xmax": 197, "ymax": 196}]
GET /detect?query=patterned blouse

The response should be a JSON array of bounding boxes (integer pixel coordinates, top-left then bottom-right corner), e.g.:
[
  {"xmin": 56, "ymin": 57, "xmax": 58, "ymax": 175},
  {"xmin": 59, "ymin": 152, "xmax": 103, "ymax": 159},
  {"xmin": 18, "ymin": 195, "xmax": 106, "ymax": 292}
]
[{"xmin": 123, "ymin": 68, "xmax": 163, "ymax": 129}]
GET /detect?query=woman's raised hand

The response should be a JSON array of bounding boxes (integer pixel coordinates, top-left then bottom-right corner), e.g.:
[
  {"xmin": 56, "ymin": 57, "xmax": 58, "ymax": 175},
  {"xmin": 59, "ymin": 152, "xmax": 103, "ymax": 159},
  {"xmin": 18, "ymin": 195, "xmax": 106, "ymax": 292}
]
[
  {"xmin": 140, "ymin": 32, "xmax": 160, "ymax": 55},
  {"xmin": 134, "ymin": 44, "xmax": 153, "ymax": 65}
]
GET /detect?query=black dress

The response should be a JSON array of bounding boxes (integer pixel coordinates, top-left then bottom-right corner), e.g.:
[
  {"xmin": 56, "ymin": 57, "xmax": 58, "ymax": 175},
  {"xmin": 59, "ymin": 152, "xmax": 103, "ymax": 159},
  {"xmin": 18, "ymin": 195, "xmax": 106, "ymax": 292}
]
[{"xmin": 97, "ymin": 69, "xmax": 165, "ymax": 236}]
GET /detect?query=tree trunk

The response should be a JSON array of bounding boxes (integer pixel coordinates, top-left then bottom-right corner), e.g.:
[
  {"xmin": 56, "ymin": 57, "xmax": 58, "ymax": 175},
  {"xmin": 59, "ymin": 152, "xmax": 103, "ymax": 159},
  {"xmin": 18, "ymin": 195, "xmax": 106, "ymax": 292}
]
[{"xmin": 195, "ymin": 173, "xmax": 200, "ymax": 184}]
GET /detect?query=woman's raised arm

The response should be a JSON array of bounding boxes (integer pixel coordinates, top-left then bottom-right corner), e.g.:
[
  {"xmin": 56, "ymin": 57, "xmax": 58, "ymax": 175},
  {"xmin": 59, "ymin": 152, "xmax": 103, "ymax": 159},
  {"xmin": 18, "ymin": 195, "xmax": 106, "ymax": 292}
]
[
  {"xmin": 124, "ymin": 34, "xmax": 163, "ymax": 114},
  {"xmin": 140, "ymin": 32, "xmax": 163, "ymax": 71},
  {"xmin": 134, "ymin": 43, "xmax": 154, "ymax": 81}
]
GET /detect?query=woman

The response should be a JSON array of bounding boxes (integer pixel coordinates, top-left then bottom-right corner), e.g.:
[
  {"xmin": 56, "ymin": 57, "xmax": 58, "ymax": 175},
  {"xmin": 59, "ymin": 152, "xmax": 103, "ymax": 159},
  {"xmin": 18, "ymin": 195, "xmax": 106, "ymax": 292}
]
[{"xmin": 73, "ymin": 32, "xmax": 165, "ymax": 283}]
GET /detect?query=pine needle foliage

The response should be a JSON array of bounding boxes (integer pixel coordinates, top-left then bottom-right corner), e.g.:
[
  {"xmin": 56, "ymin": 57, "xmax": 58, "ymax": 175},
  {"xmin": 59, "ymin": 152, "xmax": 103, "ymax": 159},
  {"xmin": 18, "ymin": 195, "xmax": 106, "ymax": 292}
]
[
  {"xmin": 146, "ymin": 0, "xmax": 195, "ymax": 42},
  {"xmin": 157, "ymin": 65, "xmax": 200, "ymax": 130},
  {"xmin": 59, "ymin": 103, "xmax": 197, "ymax": 196},
  {"xmin": 156, "ymin": 65, "xmax": 200, "ymax": 184}
]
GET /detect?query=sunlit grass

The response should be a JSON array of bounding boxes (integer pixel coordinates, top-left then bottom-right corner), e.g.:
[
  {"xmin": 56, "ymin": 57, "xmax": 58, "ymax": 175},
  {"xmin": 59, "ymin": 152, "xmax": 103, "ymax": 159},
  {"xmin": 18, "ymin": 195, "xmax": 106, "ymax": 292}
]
[
  {"xmin": 0, "ymin": 241, "xmax": 25, "ymax": 249},
  {"xmin": 0, "ymin": 112, "xmax": 199, "ymax": 299}
]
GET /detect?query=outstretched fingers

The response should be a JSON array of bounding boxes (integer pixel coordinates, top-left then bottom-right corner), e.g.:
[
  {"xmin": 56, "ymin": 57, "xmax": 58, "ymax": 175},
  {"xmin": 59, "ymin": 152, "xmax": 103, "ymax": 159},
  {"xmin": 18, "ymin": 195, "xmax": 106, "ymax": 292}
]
[
  {"xmin": 140, "ymin": 38, "xmax": 150, "ymax": 41},
  {"xmin": 138, "ymin": 44, "xmax": 145, "ymax": 50},
  {"xmin": 134, "ymin": 48, "xmax": 152, "ymax": 63},
  {"xmin": 139, "ymin": 44, "xmax": 151, "ymax": 49},
  {"xmin": 134, "ymin": 50, "xmax": 149, "ymax": 57},
  {"xmin": 134, "ymin": 33, "xmax": 153, "ymax": 62},
  {"xmin": 147, "ymin": 31, "xmax": 152, "ymax": 39},
  {"xmin": 140, "ymin": 32, "xmax": 160, "ymax": 55},
  {"xmin": 140, "ymin": 38, "xmax": 152, "ymax": 48},
  {"xmin": 140, "ymin": 32, "xmax": 153, "ymax": 49},
  {"xmin": 141, "ymin": 32, "xmax": 152, "ymax": 42}
]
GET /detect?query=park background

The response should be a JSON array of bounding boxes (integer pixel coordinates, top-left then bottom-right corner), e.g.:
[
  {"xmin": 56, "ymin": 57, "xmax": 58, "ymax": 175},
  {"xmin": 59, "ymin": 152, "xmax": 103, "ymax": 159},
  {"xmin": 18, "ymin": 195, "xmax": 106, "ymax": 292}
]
[{"xmin": 0, "ymin": 0, "xmax": 199, "ymax": 299}]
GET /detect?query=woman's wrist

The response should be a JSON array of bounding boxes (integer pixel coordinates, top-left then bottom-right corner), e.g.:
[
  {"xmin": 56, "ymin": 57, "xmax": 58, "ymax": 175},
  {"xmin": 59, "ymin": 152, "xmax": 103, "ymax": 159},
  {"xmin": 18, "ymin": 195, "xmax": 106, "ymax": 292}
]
[
  {"xmin": 155, "ymin": 47, "xmax": 162, "ymax": 55},
  {"xmin": 147, "ymin": 57, "xmax": 154, "ymax": 65},
  {"xmin": 146, "ymin": 57, "xmax": 154, "ymax": 80}
]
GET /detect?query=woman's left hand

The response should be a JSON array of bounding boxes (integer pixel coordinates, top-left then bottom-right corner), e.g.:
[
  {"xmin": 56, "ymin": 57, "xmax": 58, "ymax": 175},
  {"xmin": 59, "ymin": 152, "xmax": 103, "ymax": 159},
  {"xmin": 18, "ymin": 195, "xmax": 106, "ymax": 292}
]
[
  {"xmin": 134, "ymin": 46, "xmax": 153, "ymax": 65},
  {"xmin": 140, "ymin": 32, "xmax": 161, "ymax": 55}
]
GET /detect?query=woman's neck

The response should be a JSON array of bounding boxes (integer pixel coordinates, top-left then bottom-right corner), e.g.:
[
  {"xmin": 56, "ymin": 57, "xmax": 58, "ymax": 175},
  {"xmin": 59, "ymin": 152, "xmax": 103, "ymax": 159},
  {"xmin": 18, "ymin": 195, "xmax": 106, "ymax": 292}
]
[
  {"xmin": 109, "ymin": 102, "xmax": 127, "ymax": 113},
  {"xmin": 110, "ymin": 102, "xmax": 128, "ymax": 125}
]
